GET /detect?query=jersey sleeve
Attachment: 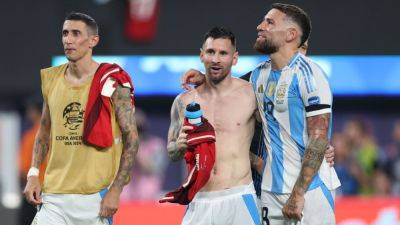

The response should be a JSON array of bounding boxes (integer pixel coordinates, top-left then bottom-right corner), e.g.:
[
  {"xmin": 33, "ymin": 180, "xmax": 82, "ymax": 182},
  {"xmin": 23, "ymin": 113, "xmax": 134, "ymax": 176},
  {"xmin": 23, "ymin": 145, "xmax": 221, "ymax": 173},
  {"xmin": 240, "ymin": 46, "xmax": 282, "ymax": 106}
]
[{"xmin": 298, "ymin": 62, "xmax": 332, "ymax": 117}]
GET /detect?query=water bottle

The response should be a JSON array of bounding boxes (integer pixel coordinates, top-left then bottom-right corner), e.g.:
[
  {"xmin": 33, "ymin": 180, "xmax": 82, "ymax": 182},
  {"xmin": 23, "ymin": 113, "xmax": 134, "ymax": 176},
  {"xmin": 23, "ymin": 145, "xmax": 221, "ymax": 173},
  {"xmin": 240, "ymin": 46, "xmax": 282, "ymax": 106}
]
[{"xmin": 185, "ymin": 102, "xmax": 203, "ymax": 126}]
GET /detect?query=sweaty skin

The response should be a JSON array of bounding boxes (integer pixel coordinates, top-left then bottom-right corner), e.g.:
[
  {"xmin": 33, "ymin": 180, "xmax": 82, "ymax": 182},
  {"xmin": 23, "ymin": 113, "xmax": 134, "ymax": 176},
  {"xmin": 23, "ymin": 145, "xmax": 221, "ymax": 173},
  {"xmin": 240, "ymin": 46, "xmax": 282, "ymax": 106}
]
[
  {"xmin": 168, "ymin": 37, "xmax": 258, "ymax": 191},
  {"xmin": 180, "ymin": 79, "xmax": 256, "ymax": 191}
]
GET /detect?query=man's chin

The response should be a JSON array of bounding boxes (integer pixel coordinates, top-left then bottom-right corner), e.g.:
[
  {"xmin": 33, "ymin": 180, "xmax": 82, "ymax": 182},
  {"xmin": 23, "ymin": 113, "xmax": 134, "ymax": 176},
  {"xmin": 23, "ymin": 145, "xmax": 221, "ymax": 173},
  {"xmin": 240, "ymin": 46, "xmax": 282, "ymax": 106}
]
[
  {"xmin": 65, "ymin": 55, "xmax": 78, "ymax": 63},
  {"xmin": 253, "ymin": 42, "xmax": 264, "ymax": 54},
  {"xmin": 254, "ymin": 45, "xmax": 276, "ymax": 55},
  {"xmin": 209, "ymin": 74, "xmax": 228, "ymax": 84},
  {"xmin": 209, "ymin": 78, "xmax": 224, "ymax": 84},
  {"xmin": 253, "ymin": 41, "xmax": 278, "ymax": 55}
]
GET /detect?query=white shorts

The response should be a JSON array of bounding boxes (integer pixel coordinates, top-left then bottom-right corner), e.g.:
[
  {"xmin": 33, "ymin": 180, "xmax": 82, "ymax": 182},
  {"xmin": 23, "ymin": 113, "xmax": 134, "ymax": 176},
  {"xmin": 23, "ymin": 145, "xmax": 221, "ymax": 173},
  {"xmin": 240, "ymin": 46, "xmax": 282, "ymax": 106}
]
[
  {"xmin": 182, "ymin": 183, "xmax": 261, "ymax": 225},
  {"xmin": 260, "ymin": 185, "xmax": 335, "ymax": 225},
  {"xmin": 32, "ymin": 189, "xmax": 112, "ymax": 225}
]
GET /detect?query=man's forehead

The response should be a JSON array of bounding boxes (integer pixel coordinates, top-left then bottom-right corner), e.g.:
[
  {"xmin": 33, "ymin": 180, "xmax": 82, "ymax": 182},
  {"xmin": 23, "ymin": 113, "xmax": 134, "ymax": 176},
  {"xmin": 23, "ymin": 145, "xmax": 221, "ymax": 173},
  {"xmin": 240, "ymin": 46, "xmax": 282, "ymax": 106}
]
[
  {"xmin": 265, "ymin": 8, "xmax": 286, "ymax": 21},
  {"xmin": 63, "ymin": 20, "xmax": 86, "ymax": 30},
  {"xmin": 203, "ymin": 38, "xmax": 234, "ymax": 49}
]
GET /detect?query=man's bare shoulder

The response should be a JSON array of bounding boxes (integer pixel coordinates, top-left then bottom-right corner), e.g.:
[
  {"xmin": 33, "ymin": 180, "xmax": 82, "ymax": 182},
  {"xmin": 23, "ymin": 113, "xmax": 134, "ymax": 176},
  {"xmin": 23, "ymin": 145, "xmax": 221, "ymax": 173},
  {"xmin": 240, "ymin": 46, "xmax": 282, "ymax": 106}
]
[
  {"xmin": 231, "ymin": 78, "xmax": 256, "ymax": 111},
  {"xmin": 232, "ymin": 78, "xmax": 255, "ymax": 96},
  {"xmin": 179, "ymin": 89, "xmax": 198, "ymax": 105}
]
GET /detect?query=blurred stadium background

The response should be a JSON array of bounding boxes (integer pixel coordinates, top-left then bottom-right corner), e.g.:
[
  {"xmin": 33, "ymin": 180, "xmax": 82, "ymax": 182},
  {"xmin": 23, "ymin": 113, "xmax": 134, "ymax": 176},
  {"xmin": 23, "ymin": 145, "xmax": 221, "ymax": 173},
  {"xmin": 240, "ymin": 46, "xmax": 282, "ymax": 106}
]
[{"xmin": 1, "ymin": 0, "xmax": 400, "ymax": 224}]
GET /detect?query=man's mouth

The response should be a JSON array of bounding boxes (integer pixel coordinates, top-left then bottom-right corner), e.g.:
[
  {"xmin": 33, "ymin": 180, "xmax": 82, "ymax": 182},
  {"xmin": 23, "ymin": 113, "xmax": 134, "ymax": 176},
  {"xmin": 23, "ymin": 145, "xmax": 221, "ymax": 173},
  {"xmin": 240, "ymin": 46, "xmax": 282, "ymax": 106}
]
[
  {"xmin": 64, "ymin": 48, "xmax": 75, "ymax": 53},
  {"xmin": 210, "ymin": 66, "xmax": 222, "ymax": 73},
  {"xmin": 257, "ymin": 34, "xmax": 266, "ymax": 40},
  {"xmin": 257, "ymin": 31, "xmax": 267, "ymax": 39}
]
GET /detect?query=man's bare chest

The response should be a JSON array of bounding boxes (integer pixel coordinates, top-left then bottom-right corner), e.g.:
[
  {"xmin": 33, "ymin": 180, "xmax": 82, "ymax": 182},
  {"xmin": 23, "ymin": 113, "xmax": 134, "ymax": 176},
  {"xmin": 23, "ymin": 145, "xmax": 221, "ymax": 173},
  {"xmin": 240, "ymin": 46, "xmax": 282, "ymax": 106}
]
[{"xmin": 197, "ymin": 98, "xmax": 252, "ymax": 133}]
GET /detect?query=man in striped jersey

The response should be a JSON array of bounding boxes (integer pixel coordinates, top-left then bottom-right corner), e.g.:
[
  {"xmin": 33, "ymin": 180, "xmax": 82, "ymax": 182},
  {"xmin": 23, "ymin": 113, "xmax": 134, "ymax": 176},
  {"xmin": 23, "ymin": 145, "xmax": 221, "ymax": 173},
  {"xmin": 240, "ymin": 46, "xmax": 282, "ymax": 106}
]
[
  {"xmin": 249, "ymin": 39, "xmax": 311, "ymax": 201},
  {"xmin": 251, "ymin": 3, "xmax": 340, "ymax": 224}
]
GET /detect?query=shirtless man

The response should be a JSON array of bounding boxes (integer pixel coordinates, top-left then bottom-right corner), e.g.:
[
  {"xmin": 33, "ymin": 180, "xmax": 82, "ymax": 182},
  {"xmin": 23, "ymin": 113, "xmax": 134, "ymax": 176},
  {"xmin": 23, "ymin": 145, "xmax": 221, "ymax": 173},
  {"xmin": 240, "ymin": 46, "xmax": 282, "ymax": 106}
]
[{"xmin": 167, "ymin": 27, "xmax": 261, "ymax": 225}]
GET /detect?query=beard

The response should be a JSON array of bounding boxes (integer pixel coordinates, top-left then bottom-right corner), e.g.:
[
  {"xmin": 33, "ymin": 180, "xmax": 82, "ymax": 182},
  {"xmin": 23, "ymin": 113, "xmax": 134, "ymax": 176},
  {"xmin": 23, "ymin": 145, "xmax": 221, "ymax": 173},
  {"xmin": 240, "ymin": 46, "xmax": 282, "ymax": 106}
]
[
  {"xmin": 253, "ymin": 38, "xmax": 279, "ymax": 55},
  {"xmin": 206, "ymin": 67, "xmax": 230, "ymax": 85}
]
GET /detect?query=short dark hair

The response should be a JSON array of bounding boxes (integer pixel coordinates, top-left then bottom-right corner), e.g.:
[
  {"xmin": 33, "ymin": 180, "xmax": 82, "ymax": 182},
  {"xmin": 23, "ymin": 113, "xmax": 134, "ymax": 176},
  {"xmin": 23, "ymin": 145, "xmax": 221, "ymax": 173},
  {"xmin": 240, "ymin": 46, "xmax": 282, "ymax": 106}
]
[
  {"xmin": 203, "ymin": 26, "xmax": 236, "ymax": 48},
  {"xmin": 65, "ymin": 12, "xmax": 98, "ymax": 35},
  {"xmin": 271, "ymin": 3, "xmax": 311, "ymax": 47}
]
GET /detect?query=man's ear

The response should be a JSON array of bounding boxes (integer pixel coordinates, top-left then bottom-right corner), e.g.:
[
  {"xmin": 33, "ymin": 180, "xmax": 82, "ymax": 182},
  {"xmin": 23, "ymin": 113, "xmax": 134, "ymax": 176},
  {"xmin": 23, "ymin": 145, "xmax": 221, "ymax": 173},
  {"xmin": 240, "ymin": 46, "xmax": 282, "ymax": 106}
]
[
  {"xmin": 232, "ymin": 50, "xmax": 239, "ymax": 66},
  {"xmin": 286, "ymin": 27, "xmax": 298, "ymax": 43},
  {"xmin": 89, "ymin": 35, "xmax": 99, "ymax": 48},
  {"xmin": 200, "ymin": 48, "xmax": 204, "ymax": 63}
]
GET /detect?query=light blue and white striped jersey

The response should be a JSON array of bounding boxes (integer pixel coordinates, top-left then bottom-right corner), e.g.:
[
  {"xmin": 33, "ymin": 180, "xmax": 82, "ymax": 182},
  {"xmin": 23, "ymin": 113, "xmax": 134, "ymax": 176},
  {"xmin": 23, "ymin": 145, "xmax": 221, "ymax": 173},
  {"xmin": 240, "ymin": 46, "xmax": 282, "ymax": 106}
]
[{"xmin": 249, "ymin": 53, "xmax": 341, "ymax": 194}]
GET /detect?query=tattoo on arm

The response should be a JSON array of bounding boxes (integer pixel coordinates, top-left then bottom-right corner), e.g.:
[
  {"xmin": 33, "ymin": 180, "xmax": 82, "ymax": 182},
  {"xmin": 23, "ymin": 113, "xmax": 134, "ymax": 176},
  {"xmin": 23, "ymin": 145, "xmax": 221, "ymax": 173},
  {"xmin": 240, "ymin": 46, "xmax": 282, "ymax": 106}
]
[
  {"xmin": 31, "ymin": 102, "xmax": 51, "ymax": 168},
  {"xmin": 167, "ymin": 95, "xmax": 185, "ymax": 161},
  {"xmin": 292, "ymin": 113, "xmax": 330, "ymax": 194},
  {"xmin": 111, "ymin": 85, "xmax": 139, "ymax": 190}
]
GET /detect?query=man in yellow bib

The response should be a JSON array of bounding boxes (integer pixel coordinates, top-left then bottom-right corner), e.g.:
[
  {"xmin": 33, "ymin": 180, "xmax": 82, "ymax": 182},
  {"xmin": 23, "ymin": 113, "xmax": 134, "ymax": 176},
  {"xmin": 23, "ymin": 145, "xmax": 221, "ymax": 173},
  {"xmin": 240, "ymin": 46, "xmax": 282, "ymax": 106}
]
[{"xmin": 23, "ymin": 12, "xmax": 139, "ymax": 225}]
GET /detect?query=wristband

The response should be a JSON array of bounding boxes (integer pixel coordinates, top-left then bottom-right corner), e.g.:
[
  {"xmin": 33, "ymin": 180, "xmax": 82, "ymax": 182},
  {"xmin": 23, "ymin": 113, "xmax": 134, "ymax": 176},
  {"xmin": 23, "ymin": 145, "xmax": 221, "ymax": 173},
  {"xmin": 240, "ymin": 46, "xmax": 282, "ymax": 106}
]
[{"xmin": 27, "ymin": 167, "xmax": 39, "ymax": 178}]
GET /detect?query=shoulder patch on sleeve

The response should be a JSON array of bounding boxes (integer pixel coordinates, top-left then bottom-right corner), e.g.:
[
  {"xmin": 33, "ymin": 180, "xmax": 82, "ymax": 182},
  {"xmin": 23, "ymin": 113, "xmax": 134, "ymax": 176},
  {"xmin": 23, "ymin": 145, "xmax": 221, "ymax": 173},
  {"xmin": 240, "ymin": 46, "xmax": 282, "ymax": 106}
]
[{"xmin": 307, "ymin": 96, "xmax": 320, "ymax": 105}]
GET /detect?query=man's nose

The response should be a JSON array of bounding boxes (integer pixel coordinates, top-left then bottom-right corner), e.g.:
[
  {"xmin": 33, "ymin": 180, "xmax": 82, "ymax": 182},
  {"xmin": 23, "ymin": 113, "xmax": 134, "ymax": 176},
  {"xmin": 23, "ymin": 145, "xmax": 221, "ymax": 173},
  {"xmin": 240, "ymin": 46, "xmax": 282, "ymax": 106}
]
[
  {"xmin": 63, "ymin": 34, "xmax": 73, "ymax": 45},
  {"xmin": 257, "ymin": 21, "xmax": 267, "ymax": 31},
  {"xmin": 211, "ymin": 54, "xmax": 221, "ymax": 63}
]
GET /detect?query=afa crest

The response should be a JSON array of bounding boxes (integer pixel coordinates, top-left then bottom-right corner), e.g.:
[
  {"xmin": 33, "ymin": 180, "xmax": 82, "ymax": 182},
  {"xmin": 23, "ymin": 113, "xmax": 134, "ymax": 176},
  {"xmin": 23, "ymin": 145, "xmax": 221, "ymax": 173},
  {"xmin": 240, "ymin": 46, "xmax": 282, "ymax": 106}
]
[{"xmin": 276, "ymin": 83, "xmax": 288, "ymax": 99}]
